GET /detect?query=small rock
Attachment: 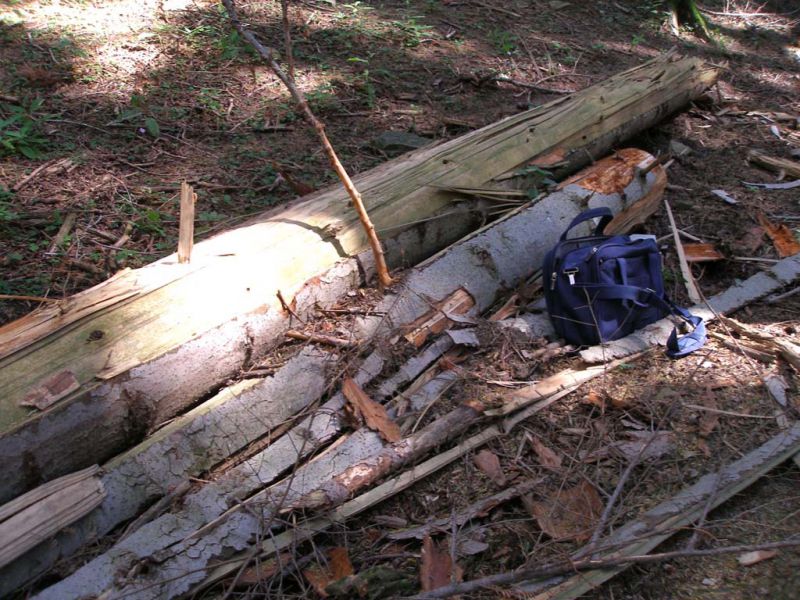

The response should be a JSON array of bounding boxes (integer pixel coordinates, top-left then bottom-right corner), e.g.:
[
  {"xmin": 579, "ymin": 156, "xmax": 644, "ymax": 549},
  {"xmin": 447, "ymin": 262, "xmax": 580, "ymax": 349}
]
[{"xmin": 702, "ymin": 578, "xmax": 717, "ymax": 586}]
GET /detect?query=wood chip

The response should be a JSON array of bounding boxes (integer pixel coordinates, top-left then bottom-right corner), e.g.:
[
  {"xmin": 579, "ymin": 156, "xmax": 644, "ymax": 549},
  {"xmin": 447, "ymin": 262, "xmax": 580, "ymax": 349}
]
[
  {"xmin": 342, "ymin": 378, "xmax": 401, "ymax": 443},
  {"xmin": 420, "ymin": 535, "xmax": 459, "ymax": 591},
  {"xmin": 683, "ymin": 243, "xmax": 724, "ymax": 263},
  {"xmin": 757, "ymin": 213, "xmax": 800, "ymax": 258},
  {"xmin": 738, "ymin": 549, "xmax": 779, "ymax": 566},
  {"xmin": 529, "ymin": 480, "xmax": 603, "ymax": 542},
  {"xmin": 303, "ymin": 564, "xmax": 332, "ymax": 598},
  {"xmin": 20, "ymin": 370, "xmax": 80, "ymax": 410}
]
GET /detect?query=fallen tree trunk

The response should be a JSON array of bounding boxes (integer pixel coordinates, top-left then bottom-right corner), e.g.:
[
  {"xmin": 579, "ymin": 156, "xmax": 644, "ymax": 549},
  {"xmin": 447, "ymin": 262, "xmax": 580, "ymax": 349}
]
[
  {"xmin": 29, "ymin": 150, "xmax": 664, "ymax": 600},
  {"xmin": 0, "ymin": 53, "xmax": 718, "ymax": 502}
]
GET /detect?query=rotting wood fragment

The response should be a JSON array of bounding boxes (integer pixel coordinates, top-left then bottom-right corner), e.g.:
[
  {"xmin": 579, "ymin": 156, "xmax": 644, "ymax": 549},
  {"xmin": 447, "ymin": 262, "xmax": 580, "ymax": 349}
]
[
  {"xmin": 402, "ymin": 288, "xmax": 475, "ymax": 347},
  {"xmin": 19, "ymin": 370, "xmax": 79, "ymax": 410},
  {"xmin": 683, "ymin": 243, "xmax": 724, "ymax": 262}
]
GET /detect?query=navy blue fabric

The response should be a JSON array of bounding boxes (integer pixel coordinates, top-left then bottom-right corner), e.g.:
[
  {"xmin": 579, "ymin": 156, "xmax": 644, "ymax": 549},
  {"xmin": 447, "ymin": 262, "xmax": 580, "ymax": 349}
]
[{"xmin": 543, "ymin": 209, "xmax": 706, "ymax": 357}]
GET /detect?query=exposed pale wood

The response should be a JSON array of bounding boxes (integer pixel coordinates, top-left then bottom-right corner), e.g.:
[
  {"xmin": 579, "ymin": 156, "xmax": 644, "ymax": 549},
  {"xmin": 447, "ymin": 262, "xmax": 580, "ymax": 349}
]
[
  {"xmin": 0, "ymin": 53, "xmax": 719, "ymax": 441},
  {"xmin": 664, "ymin": 198, "xmax": 702, "ymax": 303},
  {"xmin": 683, "ymin": 242, "xmax": 724, "ymax": 262},
  {"xmin": 402, "ymin": 288, "xmax": 476, "ymax": 347},
  {"xmin": 0, "ymin": 465, "xmax": 99, "ymax": 524},
  {"xmin": 748, "ymin": 150, "xmax": 800, "ymax": 179},
  {"xmin": 604, "ymin": 166, "xmax": 666, "ymax": 234},
  {"xmin": 0, "ymin": 150, "xmax": 665, "ymax": 506},
  {"xmin": 177, "ymin": 182, "xmax": 196, "ymax": 264},
  {"xmin": 0, "ymin": 466, "xmax": 104, "ymax": 569},
  {"xmin": 46, "ymin": 212, "xmax": 77, "ymax": 255}
]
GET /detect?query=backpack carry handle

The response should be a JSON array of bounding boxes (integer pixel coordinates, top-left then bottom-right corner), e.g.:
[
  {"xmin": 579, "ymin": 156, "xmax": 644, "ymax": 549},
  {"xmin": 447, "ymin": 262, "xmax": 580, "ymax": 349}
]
[{"xmin": 560, "ymin": 207, "xmax": 614, "ymax": 241}]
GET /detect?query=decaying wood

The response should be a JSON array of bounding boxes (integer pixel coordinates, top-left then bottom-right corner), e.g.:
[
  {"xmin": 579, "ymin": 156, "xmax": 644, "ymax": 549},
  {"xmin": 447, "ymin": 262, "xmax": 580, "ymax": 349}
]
[
  {"xmin": 748, "ymin": 150, "xmax": 800, "ymax": 179},
  {"xmin": 0, "ymin": 54, "xmax": 717, "ymax": 502},
  {"xmin": 718, "ymin": 316, "xmax": 800, "ymax": 372},
  {"xmin": 177, "ymin": 182, "xmax": 196, "ymax": 264},
  {"xmin": 285, "ymin": 329, "xmax": 357, "ymax": 348},
  {"xmin": 683, "ymin": 243, "xmax": 724, "ymax": 262},
  {"xmin": 0, "ymin": 465, "xmax": 104, "ymax": 570}
]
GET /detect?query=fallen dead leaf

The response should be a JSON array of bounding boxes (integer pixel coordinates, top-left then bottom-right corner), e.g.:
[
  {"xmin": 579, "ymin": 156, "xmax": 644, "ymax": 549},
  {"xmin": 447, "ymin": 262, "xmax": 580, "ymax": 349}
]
[
  {"xmin": 329, "ymin": 547, "xmax": 354, "ymax": 580},
  {"xmin": 528, "ymin": 434, "xmax": 562, "ymax": 470},
  {"xmin": 758, "ymin": 213, "xmax": 800, "ymax": 257},
  {"xmin": 235, "ymin": 552, "xmax": 291, "ymax": 587},
  {"xmin": 303, "ymin": 564, "xmax": 332, "ymax": 598},
  {"xmin": 473, "ymin": 449, "xmax": 507, "ymax": 486},
  {"xmin": 529, "ymin": 480, "xmax": 603, "ymax": 542},
  {"xmin": 737, "ymin": 549, "xmax": 779, "ymax": 566},
  {"xmin": 420, "ymin": 535, "xmax": 460, "ymax": 591},
  {"xmin": 613, "ymin": 430, "xmax": 674, "ymax": 462},
  {"xmin": 342, "ymin": 377, "xmax": 401, "ymax": 443},
  {"xmin": 699, "ymin": 390, "xmax": 720, "ymax": 438}
]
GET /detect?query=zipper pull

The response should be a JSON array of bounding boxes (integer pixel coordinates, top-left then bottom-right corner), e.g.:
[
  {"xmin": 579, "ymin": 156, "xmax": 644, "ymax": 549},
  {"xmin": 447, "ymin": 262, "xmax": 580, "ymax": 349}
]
[
  {"xmin": 550, "ymin": 272, "xmax": 557, "ymax": 290},
  {"xmin": 564, "ymin": 268, "xmax": 578, "ymax": 285},
  {"xmin": 585, "ymin": 246, "xmax": 598, "ymax": 262}
]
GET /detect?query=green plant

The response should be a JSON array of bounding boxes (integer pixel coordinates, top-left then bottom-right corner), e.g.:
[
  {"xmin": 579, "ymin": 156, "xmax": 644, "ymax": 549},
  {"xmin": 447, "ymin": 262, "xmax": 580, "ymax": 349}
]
[
  {"xmin": 0, "ymin": 99, "xmax": 48, "ymax": 159},
  {"xmin": 488, "ymin": 29, "xmax": 517, "ymax": 55},
  {"xmin": 393, "ymin": 17, "xmax": 432, "ymax": 48}
]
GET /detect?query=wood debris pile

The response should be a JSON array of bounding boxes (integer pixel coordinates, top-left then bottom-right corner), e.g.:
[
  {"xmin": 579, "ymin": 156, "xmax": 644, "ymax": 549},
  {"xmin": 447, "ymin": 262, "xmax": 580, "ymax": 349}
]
[{"xmin": 2, "ymin": 53, "xmax": 800, "ymax": 599}]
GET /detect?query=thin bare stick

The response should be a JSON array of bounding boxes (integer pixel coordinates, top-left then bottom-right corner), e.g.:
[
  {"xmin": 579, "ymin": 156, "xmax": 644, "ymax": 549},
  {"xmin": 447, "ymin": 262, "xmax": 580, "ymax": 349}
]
[
  {"xmin": 664, "ymin": 198, "xmax": 702, "ymax": 303},
  {"xmin": 0, "ymin": 293, "xmax": 60, "ymax": 303},
  {"xmin": 407, "ymin": 538, "xmax": 800, "ymax": 599},
  {"xmin": 222, "ymin": 0, "xmax": 393, "ymax": 289},
  {"xmin": 280, "ymin": 0, "xmax": 295, "ymax": 80},
  {"xmin": 285, "ymin": 329, "xmax": 357, "ymax": 348}
]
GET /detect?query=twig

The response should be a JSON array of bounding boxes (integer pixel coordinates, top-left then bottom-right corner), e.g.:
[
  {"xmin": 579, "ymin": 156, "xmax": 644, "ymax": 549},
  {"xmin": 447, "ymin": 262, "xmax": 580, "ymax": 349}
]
[
  {"xmin": 280, "ymin": 0, "xmax": 295, "ymax": 80},
  {"xmin": 767, "ymin": 286, "xmax": 800, "ymax": 304},
  {"xmin": 683, "ymin": 403, "xmax": 774, "ymax": 419},
  {"xmin": 0, "ymin": 293, "xmax": 60, "ymax": 303},
  {"xmin": 222, "ymin": 0, "xmax": 393, "ymax": 289},
  {"xmin": 285, "ymin": 330, "xmax": 357, "ymax": 348},
  {"xmin": 46, "ymin": 212, "xmax": 77, "ymax": 255},
  {"xmin": 469, "ymin": 0, "xmax": 521, "ymax": 17},
  {"xmin": 406, "ymin": 538, "xmax": 800, "ymax": 599},
  {"xmin": 177, "ymin": 182, "xmax": 197, "ymax": 264},
  {"xmin": 0, "ymin": 93, "xmax": 21, "ymax": 104},
  {"xmin": 12, "ymin": 159, "xmax": 56, "ymax": 192},
  {"xmin": 277, "ymin": 290, "xmax": 305, "ymax": 323}
]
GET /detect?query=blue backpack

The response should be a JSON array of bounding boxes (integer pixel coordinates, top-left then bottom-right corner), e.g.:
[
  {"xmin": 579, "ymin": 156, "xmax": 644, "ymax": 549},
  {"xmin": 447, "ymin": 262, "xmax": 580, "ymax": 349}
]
[{"xmin": 542, "ymin": 207, "xmax": 706, "ymax": 358}]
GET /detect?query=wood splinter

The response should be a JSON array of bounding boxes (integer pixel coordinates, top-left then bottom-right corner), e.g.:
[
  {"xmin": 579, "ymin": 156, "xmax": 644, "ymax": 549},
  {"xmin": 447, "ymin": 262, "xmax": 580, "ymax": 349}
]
[{"xmin": 177, "ymin": 182, "xmax": 197, "ymax": 264}]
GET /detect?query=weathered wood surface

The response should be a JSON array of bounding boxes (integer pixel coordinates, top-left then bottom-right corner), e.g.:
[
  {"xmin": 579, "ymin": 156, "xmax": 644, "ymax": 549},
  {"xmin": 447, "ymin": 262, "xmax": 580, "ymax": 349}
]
[
  {"xmin": 0, "ymin": 466, "xmax": 104, "ymax": 570},
  {"xmin": 0, "ymin": 55, "xmax": 717, "ymax": 505},
  {"xmin": 29, "ymin": 151, "xmax": 663, "ymax": 600}
]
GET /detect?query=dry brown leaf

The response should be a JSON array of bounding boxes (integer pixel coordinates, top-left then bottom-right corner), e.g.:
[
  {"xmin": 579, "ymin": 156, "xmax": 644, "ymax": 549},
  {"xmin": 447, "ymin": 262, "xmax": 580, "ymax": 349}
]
[
  {"xmin": 420, "ymin": 536, "xmax": 460, "ymax": 591},
  {"xmin": 342, "ymin": 377, "xmax": 401, "ymax": 443},
  {"xmin": 758, "ymin": 213, "xmax": 800, "ymax": 257},
  {"xmin": 528, "ymin": 434, "xmax": 562, "ymax": 470},
  {"xmin": 529, "ymin": 480, "xmax": 603, "ymax": 542},
  {"xmin": 329, "ymin": 547, "xmax": 354, "ymax": 580},
  {"xmin": 737, "ymin": 225, "xmax": 765, "ymax": 253},
  {"xmin": 699, "ymin": 391, "xmax": 720, "ymax": 438},
  {"xmin": 235, "ymin": 552, "xmax": 291, "ymax": 587},
  {"xmin": 473, "ymin": 449, "xmax": 507, "ymax": 486},
  {"xmin": 738, "ymin": 549, "xmax": 779, "ymax": 566},
  {"xmin": 303, "ymin": 564, "xmax": 332, "ymax": 598},
  {"xmin": 613, "ymin": 430, "xmax": 674, "ymax": 462}
]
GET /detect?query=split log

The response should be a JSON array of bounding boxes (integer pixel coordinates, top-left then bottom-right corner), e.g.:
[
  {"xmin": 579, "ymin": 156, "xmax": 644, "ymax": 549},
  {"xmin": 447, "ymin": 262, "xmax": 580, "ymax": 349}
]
[
  {"xmin": 27, "ymin": 151, "xmax": 665, "ymax": 599},
  {"xmin": 0, "ymin": 54, "xmax": 718, "ymax": 502}
]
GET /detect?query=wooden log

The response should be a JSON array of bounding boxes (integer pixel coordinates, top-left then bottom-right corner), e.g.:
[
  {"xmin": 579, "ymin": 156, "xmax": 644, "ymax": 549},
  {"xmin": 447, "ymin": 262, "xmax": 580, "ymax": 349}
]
[
  {"xmin": 748, "ymin": 150, "xmax": 800, "ymax": 179},
  {"xmin": 0, "ymin": 54, "xmax": 717, "ymax": 501},
  {"xmin": 30, "ymin": 152, "xmax": 665, "ymax": 600},
  {"xmin": 0, "ymin": 466, "xmax": 104, "ymax": 570}
]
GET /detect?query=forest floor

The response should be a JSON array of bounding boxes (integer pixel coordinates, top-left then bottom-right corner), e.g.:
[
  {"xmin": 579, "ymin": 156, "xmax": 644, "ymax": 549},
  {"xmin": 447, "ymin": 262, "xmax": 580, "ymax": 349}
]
[{"xmin": 1, "ymin": 0, "xmax": 800, "ymax": 598}]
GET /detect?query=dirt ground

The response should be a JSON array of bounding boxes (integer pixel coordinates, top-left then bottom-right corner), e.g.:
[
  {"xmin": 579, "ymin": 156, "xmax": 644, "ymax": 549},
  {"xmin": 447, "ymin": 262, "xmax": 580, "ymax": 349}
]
[{"xmin": 2, "ymin": 0, "xmax": 800, "ymax": 598}]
